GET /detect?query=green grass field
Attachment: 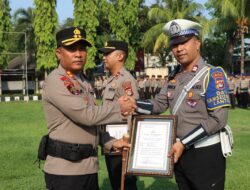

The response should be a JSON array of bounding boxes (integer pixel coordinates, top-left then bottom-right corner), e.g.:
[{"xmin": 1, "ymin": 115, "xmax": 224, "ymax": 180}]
[{"xmin": 0, "ymin": 101, "xmax": 249, "ymax": 190}]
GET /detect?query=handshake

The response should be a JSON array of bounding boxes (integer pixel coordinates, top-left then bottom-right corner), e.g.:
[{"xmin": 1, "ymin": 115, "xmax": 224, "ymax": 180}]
[{"xmin": 118, "ymin": 95, "xmax": 137, "ymax": 116}]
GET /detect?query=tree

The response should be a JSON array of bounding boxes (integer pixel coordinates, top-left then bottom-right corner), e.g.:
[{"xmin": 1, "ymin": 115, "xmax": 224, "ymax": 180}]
[
  {"xmin": 13, "ymin": 7, "xmax": 36, "ymax": 63},
  {"xmin": 0, "ymin": 0, "xmax": 11, "ymax": 69},
  {"xmin": 105, "ymin": 0, "xmax": 141, "ymax": 69},
  {"xmin": 142, "ymin": 0, "xmax": 203, "ymax": 55},
  {"xmin": 0, "ymin": 0, "xmax": 11, "ymax": 96},
  {"xmin": 206, "ymin": 0, "xmax": 250, "ymax": 73},
  {"xmin": 60, "ymin": 18, "xmax": 74, "ymax": 29},
  {"xmin": 73, "ymin": 0, "xmax": 99, "ymax": 70},
  {"xmin": 34, "ymin": 0, "xmax": 58, "ymax": 76}
]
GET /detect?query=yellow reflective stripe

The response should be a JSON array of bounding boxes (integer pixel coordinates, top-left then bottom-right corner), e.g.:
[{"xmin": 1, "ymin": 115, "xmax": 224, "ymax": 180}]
[{"xmin": 207, "ymin": 104, "xmax": 231, "ymax": 110}]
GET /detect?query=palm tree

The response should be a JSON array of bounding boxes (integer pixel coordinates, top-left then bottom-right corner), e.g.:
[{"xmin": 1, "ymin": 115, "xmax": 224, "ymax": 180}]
[
  {"xmin": 142, "ymin": 0, "xmax": 203, "ymax": 54},
  {"xmin": 13, "ymin": 7, "xmax": 36, "ymax": 61},
  {"xmin": 13, "ymin": 7, "xmax": 38, "ymax": 93},
  {"xmin": 206, "ymin": 0, "xmax": 250, "ymax": 74}
]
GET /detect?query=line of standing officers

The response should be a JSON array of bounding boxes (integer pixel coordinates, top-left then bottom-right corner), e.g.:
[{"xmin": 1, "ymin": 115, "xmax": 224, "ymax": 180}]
[
  {"xmin": 94, "ymin": 74, "xmax": 167, "ymax": 100},
  {"xmin": 227, "ymin": 75, "xmax": 250, "ymax": 109}
]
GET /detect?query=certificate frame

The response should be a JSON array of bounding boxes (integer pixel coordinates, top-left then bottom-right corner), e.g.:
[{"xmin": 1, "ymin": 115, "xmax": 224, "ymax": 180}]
[
  {"xmin": 126, "ymin": 115, "xmax": 177, "ymax": 177},
  {"xmin": 104, "ymin": 123, "xmax": 129, "ymax": 155}
]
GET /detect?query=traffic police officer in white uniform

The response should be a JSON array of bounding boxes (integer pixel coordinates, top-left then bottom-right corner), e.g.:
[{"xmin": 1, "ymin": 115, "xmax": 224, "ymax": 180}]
[{"xmin": 136, "ymin": 19, "xmax": 230, "ymax": 190}]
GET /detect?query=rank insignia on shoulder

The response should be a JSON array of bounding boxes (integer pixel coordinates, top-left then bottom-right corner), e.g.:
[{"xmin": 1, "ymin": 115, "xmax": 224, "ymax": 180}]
[{"xmin": 122, "ymin": 81, "xmax": 134, "ymax": 96}]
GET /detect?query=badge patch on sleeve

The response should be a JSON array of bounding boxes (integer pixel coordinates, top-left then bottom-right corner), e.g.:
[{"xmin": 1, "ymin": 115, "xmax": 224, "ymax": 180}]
[
  {"xmin": 205, "ymin": 67, "xmax": 231, "ymax": 110},
  {"xmin": 60, "ymin": 76, "xmax": 82, "ymax": 95},
  {"xmin": 122, "ymin": 81, "xmax": 134, "ymax": 96}
]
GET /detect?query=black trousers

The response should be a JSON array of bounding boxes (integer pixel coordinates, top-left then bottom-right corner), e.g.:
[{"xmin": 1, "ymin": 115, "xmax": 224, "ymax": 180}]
[
  {"xmin": 45, "ymin": 172, "xmax": 99, "ymax": 190},
  {"xmin": 105, "ymin": 155, "xmax": 137, "ymax": 190},
  {"xmin": 229, "ymin": 93, "xmax": 235, "ymax": 108},
  {"xmin": 174, "ymin": 143, "xmax": 225, "ymax": 190},
  {"xmin": 240, "ymin": 92, "xmax": 249, "ymax": 108}
]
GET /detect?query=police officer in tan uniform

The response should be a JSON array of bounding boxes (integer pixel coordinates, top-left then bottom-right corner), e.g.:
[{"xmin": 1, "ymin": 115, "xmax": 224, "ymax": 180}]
[
  {"xmin": 144, "ymin": 75, "xmax": 151, "ymax": 99},
  {"xmin": 41, "ymin": 27, "xmax": 136, "ymax": 190},
  {"xmin": 99, "ymin": 40, "xmax": 138, "ymax": 190},
  {"xmin": 136, "ymin": 19, "xmax": 230, "ymax": 190}
]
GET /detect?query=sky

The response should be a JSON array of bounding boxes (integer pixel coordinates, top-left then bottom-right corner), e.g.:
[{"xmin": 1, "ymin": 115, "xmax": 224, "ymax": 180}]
[{"xmin": 9, "ymin": 0, "xmax": 208, "ymax": 24}]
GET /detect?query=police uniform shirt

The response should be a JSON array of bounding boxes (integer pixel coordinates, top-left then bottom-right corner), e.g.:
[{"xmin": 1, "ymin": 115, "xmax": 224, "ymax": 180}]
[
  {"xmin": 151, "ymin": 59, "xmax": 230, "ymax": 138},
  {"xmin": 227, "ymin": 78, "xmax": 236, "ymax": 94},
  {"xmin": 102, "ymin": 67, "xmax": 139, "ymax": 104},
  {"xmin": 239, "ymin": 78, "xmax": 249, "ymax": 93},
  {"xmin": 42, "ymin": 65, "xmax": 124, "ymax": 175}
]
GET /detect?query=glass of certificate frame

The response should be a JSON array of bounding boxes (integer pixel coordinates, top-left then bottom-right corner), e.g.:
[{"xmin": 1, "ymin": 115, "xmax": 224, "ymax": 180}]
[{"xmin": 126, "ymin": 115, "xmax": 177, "ymax": 177}]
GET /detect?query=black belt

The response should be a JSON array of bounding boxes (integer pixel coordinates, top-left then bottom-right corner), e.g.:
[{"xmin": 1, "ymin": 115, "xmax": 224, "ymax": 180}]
[{"xmin": 47, "ymin": 138, "xmax": 97, "ymax": 162}]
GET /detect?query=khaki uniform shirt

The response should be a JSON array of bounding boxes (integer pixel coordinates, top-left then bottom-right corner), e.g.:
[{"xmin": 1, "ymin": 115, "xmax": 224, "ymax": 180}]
[
  {"xmin": 102, "ymin": 67, "xmax": 139, "ymax": 131},
  {"xmin": 151, "ymin": 59, "xmax": 230, "ymax": 138},
  {"xmin": 150, "ymin": 79, "xmax": 158, "ymax": 90},
  {"xmin": 102, "ymin": 68, "xmax": 139, "ymax": 102},
  {"xmin": 42, "ymin": 65, "xmax": 124, "ymax": 175},
  {"xmin": 227, "ymin": 79, "xmax": 236, "ymax": 94},
  {"xmin": 239, "ymin": 79, "xmax": 249, "ymax": 93}
]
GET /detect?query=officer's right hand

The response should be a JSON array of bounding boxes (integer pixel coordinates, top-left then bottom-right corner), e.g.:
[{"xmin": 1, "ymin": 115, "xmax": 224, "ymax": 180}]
[
  {"xmin": 118, "ymin": 95, "xmax": 137, "ymax": 116},
  {"xmin": 168, "ymin": 141, "xmax": 185, "ymax": 163}
]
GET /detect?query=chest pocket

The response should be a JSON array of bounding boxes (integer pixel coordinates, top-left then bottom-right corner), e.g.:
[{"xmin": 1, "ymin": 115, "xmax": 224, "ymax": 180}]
[
  {"xmin": 185, "ymin": 93, "xmax": 204, "ymax": 113},
  {"xmin": 104, "ymin": 88, "xmax": 116, "ymax": 101},
  {"xmin": 166, "ymin": 84, "xmax": 176, "ymax": 100}
]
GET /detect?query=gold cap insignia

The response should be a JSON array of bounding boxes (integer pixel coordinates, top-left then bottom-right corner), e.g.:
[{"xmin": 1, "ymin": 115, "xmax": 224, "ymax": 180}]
[
  {"xmin": 73, "ymin": 28, "xmax": 82, "ymax": 39},
  {"xmin": 104, "ymin": 41, "xmax": 108, "ymax": 47}
]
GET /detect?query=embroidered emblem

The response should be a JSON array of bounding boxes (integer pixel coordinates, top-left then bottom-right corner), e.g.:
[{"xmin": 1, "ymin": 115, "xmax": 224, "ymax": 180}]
[
  {"xmin": 170, "ymin": 21, "xmax": 181, "ymax": 36},
  {"xmin": 212, "ymin": 72, "xmax": 225, "ymax": 90},
  {"xmin": 192, "ymin": 65, "xmax": 198, "ymax": 72},
  {"xmin": 73, "ymin": 28, "xmax": 82, "ymax": 39},
  {"xmin": 187, "ymin": 100, "xmax": 198, "ymax": 108},
  {"xmin": 122, "ymin": 81, "xmax": 134, "ymax": 96},
  {"xmin": 205, "ymin": 67, "xmax": 230, "ymax": 110},
  {"xmin": 60, "ymin": 71, "xmax": 82, "ymax": 95}
]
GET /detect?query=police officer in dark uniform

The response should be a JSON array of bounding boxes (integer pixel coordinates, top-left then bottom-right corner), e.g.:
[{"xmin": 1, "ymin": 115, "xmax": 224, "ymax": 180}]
[
  {"xmin": 41, "ymin": 27, "xmax": 136, "ymax": 190},
  {"xmin": 239, "ymin": 75, "xmax": 249, "ymax": 108},
  {"xmin": 136, "ymin": 19, "xmax": 230, "ymax": 190},
  {"xmin": 99, "ymin": 41, "xmax": 138, "ymax": 190}
]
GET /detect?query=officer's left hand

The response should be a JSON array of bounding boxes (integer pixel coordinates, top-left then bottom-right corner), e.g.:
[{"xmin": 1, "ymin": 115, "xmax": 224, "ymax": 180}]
[
  {"xmin": 112, "ymin": 138, "xmax": 131, "ymax": 151},
  {"xmin": 168, "ymin": 141, "xmax": 185, "ymax": 163}
]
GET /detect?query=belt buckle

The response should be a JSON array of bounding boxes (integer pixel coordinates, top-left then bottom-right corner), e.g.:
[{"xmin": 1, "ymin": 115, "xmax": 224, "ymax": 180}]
[{"xmin": 70, "ymin": 144, "xmax": 80, "ymax": 152}]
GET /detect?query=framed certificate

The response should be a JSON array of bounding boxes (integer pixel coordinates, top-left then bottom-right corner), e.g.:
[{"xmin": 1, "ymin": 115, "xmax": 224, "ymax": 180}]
[
  {"xmin": 104, "ymin": 123, "xmax": 128, "ymax": 155},
  {"xmin": 126, "ymin": 115, "xmax": 177, "ymax": 177}
]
